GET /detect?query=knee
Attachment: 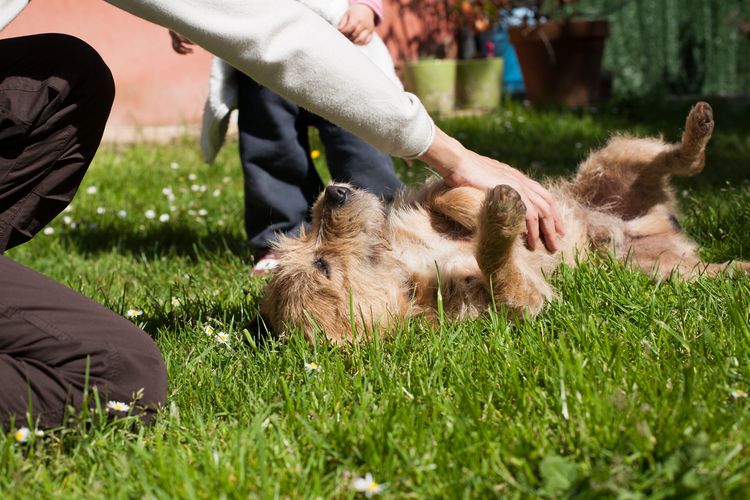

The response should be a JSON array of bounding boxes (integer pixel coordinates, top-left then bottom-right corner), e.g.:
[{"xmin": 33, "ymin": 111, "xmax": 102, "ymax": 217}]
[{"xmin": 36, "ymin": 33, "xmax": 115, "ymax": 108}]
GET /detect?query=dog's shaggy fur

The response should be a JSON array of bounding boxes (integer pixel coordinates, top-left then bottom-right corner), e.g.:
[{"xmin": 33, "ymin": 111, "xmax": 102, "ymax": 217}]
[{"xmin": 259, "ymin": 102, "xmax": 749, "ymax": 343}]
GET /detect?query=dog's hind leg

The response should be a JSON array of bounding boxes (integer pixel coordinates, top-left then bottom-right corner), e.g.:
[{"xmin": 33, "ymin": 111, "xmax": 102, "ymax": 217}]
[
  {"xmin": 572, "ymin": 102, "xmax": 714, "ymax": 220},
  {"xmin": 476, "ymin": 185, "xmax": 553, "ymax": 316}
]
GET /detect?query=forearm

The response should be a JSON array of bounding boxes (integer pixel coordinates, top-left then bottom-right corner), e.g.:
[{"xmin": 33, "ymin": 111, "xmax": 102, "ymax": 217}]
[{"xmin": 106, "ymin": 0, "xmax": 434, "ymax": 158}]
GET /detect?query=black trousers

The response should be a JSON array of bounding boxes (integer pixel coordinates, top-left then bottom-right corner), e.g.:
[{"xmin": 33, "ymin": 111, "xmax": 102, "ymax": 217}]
[
  {"xmin": 237, "ymin": 72, "xmax": 403, "ymax": 253},
  {"xmin": 0, "ymin": 34, "xmax": 167, "ymax": 429}
]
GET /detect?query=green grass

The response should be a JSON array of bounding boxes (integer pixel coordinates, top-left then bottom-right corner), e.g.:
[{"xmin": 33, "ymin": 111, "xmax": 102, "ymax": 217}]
[{"xmin": 3, "ymin": 99, "xmax": 750, "ymax": 497}]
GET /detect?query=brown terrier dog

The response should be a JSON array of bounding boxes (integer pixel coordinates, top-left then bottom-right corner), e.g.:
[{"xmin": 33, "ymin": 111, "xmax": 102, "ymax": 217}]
[{"xmin": 258, "ymin": 102, "xmax": 749, "ymax": 343}]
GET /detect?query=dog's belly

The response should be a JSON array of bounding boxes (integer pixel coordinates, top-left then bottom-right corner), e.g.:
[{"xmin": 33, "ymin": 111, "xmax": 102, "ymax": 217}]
[{"xmin": 389, "ymin": 209, "xmax": 479, "ymax": 276}]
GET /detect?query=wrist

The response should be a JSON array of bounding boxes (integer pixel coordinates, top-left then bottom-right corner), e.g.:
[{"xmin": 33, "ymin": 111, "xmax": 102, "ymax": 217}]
[{"xmin": 418, "ymin": 127, "xmax": 467, "ymax": 183}]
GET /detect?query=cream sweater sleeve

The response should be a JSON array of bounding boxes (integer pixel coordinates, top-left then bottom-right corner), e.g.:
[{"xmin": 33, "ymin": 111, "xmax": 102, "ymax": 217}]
[{"xmin": 105, "ymin": 0, "xmax": 435, "ymax": 158}]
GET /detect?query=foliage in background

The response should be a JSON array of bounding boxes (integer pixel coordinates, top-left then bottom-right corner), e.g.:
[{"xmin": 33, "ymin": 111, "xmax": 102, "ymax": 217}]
[{"xmin": 575, "ymin": 0, "xmax": 750, "ymax": 97}]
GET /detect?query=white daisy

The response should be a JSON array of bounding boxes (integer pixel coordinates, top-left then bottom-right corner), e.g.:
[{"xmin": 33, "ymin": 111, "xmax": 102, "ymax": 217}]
[
  {"xmin": 171, "ymin": 297, "xmax": 181, "ymax": 307},
  {"xmin": 304, "ymin": 362, "xmax": 320, "ymax": 372},
  {"xmin": 170, "ymin": 161, "xmax": 180, "ymax": 170},
  {"xmin": 215, "ymin": 331, "xmax": 230, "ymax": 345},
  {"xmin": 145, "ymin": 209, "xmax": 156, "ymax": 219},
  {"xmin": 117, "ymin": 210, "xmax": 128, "ymax": 218},
  {"xmin": 188, "ymin": 173, "xmax": 198, "ymax": 181},
  {"xmin": 126, "ymin": 308, "xmax": 143, "ymax": 318},
  {"xmin": 106, "ymin": 400, "xmax": 131, "ymax": 412},
  {"xmin": 159, "ymin": 213, "xmax": 170, "ymax": 223},
  {"xmin": 198, "ymin": 209, "xmax": 208, "ymax": 216},
  {"xmin": 204, "ymin": 325, "xmax": 215, "ymax": 336},
  {"xmin": 42, "ymin": 227, "xmax": 55, "ymax": 235},
  {"xmin": 86, "ymin": 186, "xmax": 97, "ymax": 194},
  {"xmin": 731, "ymin": 389, "xmax": 748, "ymax": 399},
  {"xmin": 14, "ymin": 427, "xmax": 30, "ymax": 443},
  {"xmin": 353, "ymin": 473, "xmax": 386, "ymax": 497},
  {"xmin": 96, "ymin": 207, "xmax": 106, "ymax": 215}
]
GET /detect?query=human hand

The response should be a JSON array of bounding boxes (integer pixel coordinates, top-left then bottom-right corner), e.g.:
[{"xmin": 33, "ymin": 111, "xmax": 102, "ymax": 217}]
[
  {"xmin": 418, "ymin": 127, "xmax": 565, "ymax": 252},
  {"xmin": 337, "ymin": 4, "xmax": 376, "ymax": 45},
  {"xmin": 169, "ymin": 30, "xmax": 195, "ymax": 55}
]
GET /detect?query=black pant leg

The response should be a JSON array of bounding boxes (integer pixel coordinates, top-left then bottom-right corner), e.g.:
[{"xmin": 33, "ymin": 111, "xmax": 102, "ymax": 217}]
[
  {"xmin": 313, "ymin": 115, "xmax": 403, "ymax": 202},
  {"xmin": 237, "ymin": 73, "xmax": 322, "ymax": 253},
  {"xmin": 0, "ymin": 256, "xmax": 168, "ymax": 430},
  {"xmin": 0, "ymin": 33, "xmax": 115, "ymax": 252},
  {"xmin": 0, "ymin": 34, "xmax": 166, "ymax": 430}
]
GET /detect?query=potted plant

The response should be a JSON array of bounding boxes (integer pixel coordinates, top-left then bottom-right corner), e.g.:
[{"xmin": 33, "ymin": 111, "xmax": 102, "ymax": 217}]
[
  {"xmin": 506, "ymin": 0, "xmax": 610, "ymax": 107},
  {"xmin": 453, "ymin": 1, "xmax": 506, "ymax": 111},
  {"xmin": 401, "ymin": 1, "xmax": 460, "ymax": 115}
]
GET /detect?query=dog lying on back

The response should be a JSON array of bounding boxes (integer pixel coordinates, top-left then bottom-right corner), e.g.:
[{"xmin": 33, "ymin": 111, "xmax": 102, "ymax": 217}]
[{"xmin": 258, "ymin": 102, "xmax": 749, "ymax": 343}]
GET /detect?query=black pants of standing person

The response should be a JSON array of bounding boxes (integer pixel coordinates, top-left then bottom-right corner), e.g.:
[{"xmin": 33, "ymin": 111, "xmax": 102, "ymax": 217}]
[
  {"xmin": 0, "ymin": 34, "xmax": 168, "ymax": 430},
  {"xmin": 237, "ymin": 72, "xmax": 403, "ymax": 254}
]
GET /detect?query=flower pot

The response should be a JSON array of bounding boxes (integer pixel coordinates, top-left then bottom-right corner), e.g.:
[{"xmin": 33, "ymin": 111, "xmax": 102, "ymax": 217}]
[
  {"xmin": 403, "ymin": 59, "xmax": 457, "ymax": 115},
  {"xmin": 509, "ymin": 20, "xmax": 609, "ymax": 107},
  {"xmin": 456, "ymin": 58, "xmax": 504, "ymax": 110}
]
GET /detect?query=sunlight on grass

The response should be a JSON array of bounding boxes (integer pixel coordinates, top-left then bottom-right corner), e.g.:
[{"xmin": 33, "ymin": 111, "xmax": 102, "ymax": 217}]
[{"xmin": 3, "ymin": 100, "xmax": 750, "ymax": 496}]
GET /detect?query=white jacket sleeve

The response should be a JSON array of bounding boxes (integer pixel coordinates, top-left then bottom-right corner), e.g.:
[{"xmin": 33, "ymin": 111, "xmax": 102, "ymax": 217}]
[{"xmin": 105, "ymin": 0, "xmax": 435, "ymax": 158}]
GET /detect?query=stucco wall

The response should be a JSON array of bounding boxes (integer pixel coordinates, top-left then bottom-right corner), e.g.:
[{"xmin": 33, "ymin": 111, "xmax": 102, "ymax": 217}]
[{"xmin": 2, "ymin": 0, "xmax": 452, "ymax": 133}]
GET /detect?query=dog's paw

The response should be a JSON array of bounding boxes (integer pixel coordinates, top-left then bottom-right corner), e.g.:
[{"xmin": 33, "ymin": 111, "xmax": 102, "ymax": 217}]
[
  {"xmin": 686, "ymin": 101, "xmax": 714, "ymax": 140},
  {"xmin": 482, "ymin": 185, "xmax": 526, "ymax": 236}
]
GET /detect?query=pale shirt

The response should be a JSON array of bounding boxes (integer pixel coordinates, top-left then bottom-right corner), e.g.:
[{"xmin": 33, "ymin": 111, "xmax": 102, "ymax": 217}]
[{"xmin": 2, "ymin": 0, "xmax": 435, "ymax": 159}]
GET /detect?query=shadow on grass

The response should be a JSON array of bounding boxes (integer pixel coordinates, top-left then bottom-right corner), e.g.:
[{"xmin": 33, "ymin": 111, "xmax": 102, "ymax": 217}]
[{"xmin": 57, "ymin": 223, "xmax": 252, "ymax": 261}]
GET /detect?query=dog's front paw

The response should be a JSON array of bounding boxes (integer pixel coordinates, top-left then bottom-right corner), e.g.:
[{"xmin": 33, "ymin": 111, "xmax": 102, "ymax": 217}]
[{"xmin": 484, "ymin": 185, "xmax": 526, "ymax": 235}]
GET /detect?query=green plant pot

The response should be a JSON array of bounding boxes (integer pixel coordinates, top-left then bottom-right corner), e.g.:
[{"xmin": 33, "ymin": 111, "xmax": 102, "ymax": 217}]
[
  {"xmin": 456, "ymin": 58, "xmax": 504, "ymax": 110},
  {"xmin": 403, "ymin": 59, "xmax": 457, "ymax": 115}
]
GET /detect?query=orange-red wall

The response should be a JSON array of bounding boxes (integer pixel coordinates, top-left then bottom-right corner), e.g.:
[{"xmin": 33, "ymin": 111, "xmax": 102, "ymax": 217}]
[{"xmin": 2, "ymin": 0, "xmax": 452, "ymax": 129}]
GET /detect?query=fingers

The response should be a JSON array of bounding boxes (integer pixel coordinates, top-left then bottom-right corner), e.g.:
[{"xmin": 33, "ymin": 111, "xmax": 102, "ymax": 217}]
[
  {"xmin": 337, "ymin": 12, "xmax": 350, "ymax": 31},
  {"xmin": 169, "ymin": 30, "xmax": 194, "ymax": 54},
  {"xmin": 353, "ymin": 27, "xmax": 374, "ymax": 45}
]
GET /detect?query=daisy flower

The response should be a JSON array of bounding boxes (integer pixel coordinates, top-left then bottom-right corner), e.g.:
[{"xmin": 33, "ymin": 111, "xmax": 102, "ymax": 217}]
[
  {"xmin": 198, "ymin": 209, "xmax": 208, "ymax": 216},
  {"xmin": 145, "ymin": 209, "xmax": 156, "ymax": 219},
  {"xmin": 188, "ymin": 173, "xmax": 197, "ymax": 181},
  {"xmin": 215, "ymin": 331, "xmax": 230, "ymax": 345},
  {"xmin": 86, "ymin": 186, "xmax": 97, "ymax": 194},
  {"xmin": 42, "ymin": 227, "xmax": 55, "ymax": 235},
  {"xmin": 304, "ymin": 362, "xmax": 320, "ymax": 372},
  {"xmin": 353, "ymin": 473, "xmax": 386, "ymax": 497},
  {"xmin": 63, "ymin": 215, "xmax": 73, "ymax": 225},
  {"xmin": 171, "ymin": 297, "xmax": 181, "ymax": 307},
  {"xmin": 106, "ymin": 400, "xmax": 131, "ymax": 412},
  {"xmin": 14, "ymin": 427, "xmax": 30, "ymax": 443},
  {"xmin": 117, "ymin": 210, "xmax": 128, "ymax": 218},
  {"xmin": 204, "ymin": 325, "xmax": 215, "ymax": 336},
  {"xmin": 126, "ymin": 308, "xmax": 143, "ymax": 318},
  {"xmin": 159, "ymin": 213, "xmax": 170, "ymax": 222},
  {"xmin": 731, "ymin": 389, "xmax": 748, "ymax": 399},
  {"xmin": 170, "ymin": 161, "xmax": 180, "ymax": 170},
  {"xmin": 96, "ymin": 207, "xmax": 106, "ymax": 215}
]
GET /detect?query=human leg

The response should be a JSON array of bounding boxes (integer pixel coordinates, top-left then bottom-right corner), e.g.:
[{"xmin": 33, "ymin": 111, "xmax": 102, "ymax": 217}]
[
  {"xmin": 0, "ymin": 34, "xmax": 167, "ymax": 429},
  {"xmin": 0, "ymin": 34, "xmax": 114, "ymax": 251},
  {"xmin": 237, "ymin": 73, "xmax": 322, "ymax": 254},
  {"xmin": 0, "ymin": 256, "xmax": 168, "ymax": 430}
]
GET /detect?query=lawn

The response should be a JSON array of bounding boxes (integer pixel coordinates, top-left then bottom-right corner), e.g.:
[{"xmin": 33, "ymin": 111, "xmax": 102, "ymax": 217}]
[{"xmin": 3, "ymin": 99, "xmax": 750, "ymax": 497}]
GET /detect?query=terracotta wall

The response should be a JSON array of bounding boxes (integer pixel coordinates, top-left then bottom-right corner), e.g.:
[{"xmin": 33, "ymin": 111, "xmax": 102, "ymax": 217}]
[{"xmin": 1, "ymin": 0, "xmax": 451, "ymax": 131}]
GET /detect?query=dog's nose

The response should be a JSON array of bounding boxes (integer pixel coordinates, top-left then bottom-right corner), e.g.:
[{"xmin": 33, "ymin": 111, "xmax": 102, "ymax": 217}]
[{"xmin": 325, "ymin": 185, "xmax": 351, "ymax": 206}]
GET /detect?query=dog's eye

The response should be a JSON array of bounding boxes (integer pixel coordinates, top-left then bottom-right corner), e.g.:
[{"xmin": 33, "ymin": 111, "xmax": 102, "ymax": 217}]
[{"xmin": 313, "ymin": 258, "xmax": 330, "ymax": 278}]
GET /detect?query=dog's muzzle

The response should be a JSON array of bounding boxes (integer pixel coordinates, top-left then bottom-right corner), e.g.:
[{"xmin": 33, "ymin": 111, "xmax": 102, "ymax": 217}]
[{"xmin": 325, "ymin": 185, "xmax": 351, "ymax": 206}]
